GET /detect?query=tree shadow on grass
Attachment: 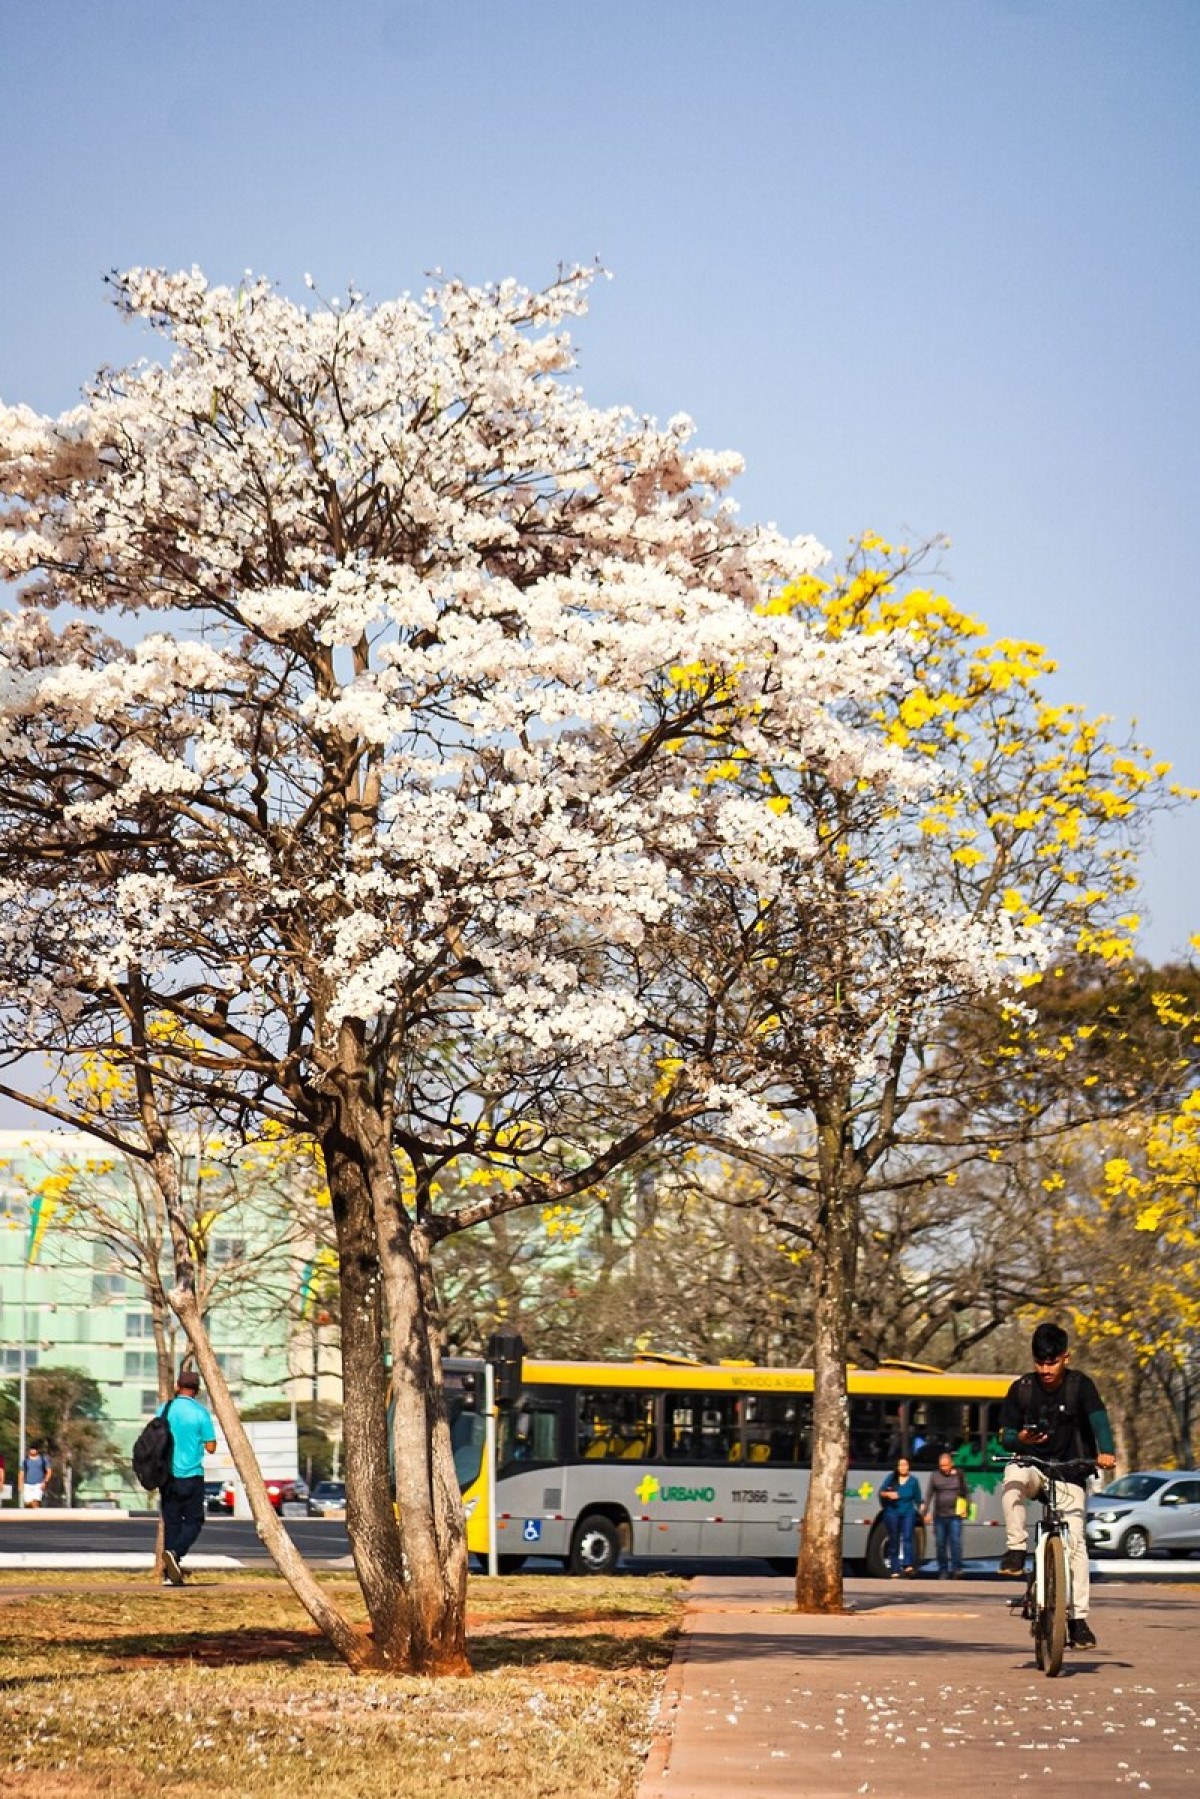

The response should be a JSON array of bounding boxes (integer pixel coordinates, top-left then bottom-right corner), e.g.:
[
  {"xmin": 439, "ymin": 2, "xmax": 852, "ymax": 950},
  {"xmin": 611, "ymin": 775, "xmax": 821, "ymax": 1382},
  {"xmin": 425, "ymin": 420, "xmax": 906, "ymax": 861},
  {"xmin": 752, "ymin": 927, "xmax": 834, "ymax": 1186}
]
[
  {"xmin": 1, "ymin": 1624, "xmax": 676, "ymax": 1680},
  {"xmin": 469, "ymin": 1630, "xmax": 677, "ymax": 1674},
  {"xmin": 9, "ymin": 1626, "xmax": 343, "ymax": 1671}
]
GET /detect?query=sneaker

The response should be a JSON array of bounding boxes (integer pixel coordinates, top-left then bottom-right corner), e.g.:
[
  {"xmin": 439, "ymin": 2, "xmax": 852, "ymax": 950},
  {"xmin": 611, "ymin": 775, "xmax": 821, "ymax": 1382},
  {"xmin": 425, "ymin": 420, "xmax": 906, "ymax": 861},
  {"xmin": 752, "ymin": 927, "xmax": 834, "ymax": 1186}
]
[
  {"xmin": 1069, "ymin": 1619, "xmax": 1097, "ymax": 1649},
  {"xmin": 998, "ymin": 1550, "xmax": 1027, "ymax": 1577},
  {"xmin": 889, "ymin": 1571, "xmax": 901, "ymax": 1579},
  {"xmin": 162, "ymin": 1550, "xmax": 184, "ymax": 1586}
]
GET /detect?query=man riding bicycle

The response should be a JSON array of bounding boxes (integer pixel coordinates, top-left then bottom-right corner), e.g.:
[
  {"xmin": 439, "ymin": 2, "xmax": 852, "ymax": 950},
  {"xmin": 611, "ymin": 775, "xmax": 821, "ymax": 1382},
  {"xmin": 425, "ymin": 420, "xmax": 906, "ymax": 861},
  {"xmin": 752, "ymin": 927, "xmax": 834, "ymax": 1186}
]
[{"xmin": 997, "ymin": 1321, "xmax": 1116, "ymax": 1649}]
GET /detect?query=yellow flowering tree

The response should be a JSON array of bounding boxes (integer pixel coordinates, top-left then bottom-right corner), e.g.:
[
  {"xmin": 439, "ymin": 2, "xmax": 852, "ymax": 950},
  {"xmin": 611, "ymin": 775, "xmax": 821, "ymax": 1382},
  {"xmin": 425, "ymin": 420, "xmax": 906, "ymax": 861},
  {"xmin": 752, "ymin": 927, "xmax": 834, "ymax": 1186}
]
[
  {"xmin": 662, "ymin": 537, "xmax": 1190, "ymax": 1610},
  {"xmin": 1054, "ymin": 1084, "xmax": 1200, "ymax": 1468}
]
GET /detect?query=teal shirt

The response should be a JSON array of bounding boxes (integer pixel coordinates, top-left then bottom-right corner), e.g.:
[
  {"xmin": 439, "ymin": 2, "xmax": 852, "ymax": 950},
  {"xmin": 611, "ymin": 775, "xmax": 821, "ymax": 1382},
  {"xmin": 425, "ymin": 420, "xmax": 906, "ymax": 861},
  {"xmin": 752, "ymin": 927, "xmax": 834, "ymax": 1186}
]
[
  {"xmin": 157, "ymin": 1394, "xmax": 215, "ymax": 1479},
  {"xmin": 882, "ymin": 1473, "xmax": 923, "ymax": 1517}
]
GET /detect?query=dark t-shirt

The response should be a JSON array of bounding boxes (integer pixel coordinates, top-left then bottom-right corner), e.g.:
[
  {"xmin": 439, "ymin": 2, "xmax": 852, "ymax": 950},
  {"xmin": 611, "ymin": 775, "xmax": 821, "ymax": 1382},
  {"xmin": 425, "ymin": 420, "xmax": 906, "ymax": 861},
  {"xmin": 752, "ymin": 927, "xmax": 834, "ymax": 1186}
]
[
  {"xmin": 924, "ymin": 1466, "xmax": 967, "ymax": 1518},
  {"xmin": 999, "ymin": 1369, "xmax": 1106, "ymax": 1478}
]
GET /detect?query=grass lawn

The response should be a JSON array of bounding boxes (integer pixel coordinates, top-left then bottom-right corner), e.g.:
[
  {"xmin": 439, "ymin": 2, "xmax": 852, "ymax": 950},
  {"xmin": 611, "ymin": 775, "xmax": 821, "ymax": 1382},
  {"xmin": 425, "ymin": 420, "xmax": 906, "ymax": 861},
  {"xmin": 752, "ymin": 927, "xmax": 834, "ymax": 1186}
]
[{"xmin": 0, "ymin": 1570, "xmax": 683, "ymax": 1797}]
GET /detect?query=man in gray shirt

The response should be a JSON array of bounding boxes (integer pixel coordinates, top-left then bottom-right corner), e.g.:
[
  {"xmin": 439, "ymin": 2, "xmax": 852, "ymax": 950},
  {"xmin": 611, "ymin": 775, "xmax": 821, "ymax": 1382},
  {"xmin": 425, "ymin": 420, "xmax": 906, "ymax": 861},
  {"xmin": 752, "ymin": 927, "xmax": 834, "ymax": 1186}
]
[{"xmin": 922, "ymin": 1449, "xmax": 967, "ymax": 1578}]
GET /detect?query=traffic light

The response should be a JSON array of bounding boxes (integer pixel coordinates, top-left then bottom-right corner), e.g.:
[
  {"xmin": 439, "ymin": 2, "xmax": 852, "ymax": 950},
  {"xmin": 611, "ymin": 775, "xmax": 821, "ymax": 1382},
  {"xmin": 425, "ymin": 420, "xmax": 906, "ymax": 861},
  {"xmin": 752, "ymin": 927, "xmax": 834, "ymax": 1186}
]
[{"xmin": 486, "ymin": 1328, "xmax": 525, "ymax": 1405}]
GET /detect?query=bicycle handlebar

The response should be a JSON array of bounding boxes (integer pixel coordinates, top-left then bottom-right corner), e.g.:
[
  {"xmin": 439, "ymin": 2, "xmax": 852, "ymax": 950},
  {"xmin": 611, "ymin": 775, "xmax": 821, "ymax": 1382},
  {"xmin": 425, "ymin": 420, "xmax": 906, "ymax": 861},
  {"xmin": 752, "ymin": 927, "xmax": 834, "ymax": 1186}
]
[{"xmin": 1012, "ymin": 1454, "xmax": 1098, "ymax": 1477}]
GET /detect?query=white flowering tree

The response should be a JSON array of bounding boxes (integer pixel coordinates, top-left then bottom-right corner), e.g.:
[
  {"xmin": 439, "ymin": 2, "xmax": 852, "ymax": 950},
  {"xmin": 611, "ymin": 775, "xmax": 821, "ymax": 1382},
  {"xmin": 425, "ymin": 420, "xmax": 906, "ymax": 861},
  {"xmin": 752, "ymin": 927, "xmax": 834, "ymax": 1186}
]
[{"xmin": 0, "ymin": 266, "xmax": 922, "ymax": 1670}]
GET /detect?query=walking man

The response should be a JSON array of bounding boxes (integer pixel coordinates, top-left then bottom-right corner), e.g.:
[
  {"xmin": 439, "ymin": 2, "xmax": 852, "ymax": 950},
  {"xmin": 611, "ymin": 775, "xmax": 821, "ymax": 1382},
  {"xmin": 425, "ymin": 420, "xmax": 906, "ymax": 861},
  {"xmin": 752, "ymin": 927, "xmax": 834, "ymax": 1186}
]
[
  {"xmin": 21, "ymin": 1442, "xmax": 52, "ymax": 1508},
  {"xmin": 159, "ymin": 1368, "xmax": 216, "ymax": 1586},
  {"xmin": 997, "ymin": 1321, "xmax": 1116, "ymax": 1649}
]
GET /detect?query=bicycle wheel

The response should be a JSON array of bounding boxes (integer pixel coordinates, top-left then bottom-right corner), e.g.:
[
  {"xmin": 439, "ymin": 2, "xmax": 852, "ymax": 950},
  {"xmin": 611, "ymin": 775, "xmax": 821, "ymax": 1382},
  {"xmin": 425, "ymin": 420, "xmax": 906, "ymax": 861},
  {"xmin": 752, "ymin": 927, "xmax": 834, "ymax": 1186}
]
[{"xmin": 1040, "ymin": 1534, "xmax": 1067, "ymax": 1676}]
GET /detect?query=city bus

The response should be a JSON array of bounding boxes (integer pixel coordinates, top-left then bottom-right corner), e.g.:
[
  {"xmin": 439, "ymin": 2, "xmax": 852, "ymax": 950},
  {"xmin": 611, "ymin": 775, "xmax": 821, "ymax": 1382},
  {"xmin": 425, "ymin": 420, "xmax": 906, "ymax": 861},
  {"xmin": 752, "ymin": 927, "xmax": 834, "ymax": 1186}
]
[{"xmin": 445, "ymin": 1353, "xmax": 1014, "ymax": 1577}]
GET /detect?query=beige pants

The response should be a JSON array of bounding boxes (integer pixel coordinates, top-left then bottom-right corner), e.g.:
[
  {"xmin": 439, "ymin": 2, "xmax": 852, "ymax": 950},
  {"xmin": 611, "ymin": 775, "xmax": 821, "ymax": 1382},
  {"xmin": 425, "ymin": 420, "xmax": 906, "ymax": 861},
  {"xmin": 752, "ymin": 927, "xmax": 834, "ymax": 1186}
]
[{"xmin": 1002, "ymin": 1463, "xmax": 1090, "ymax": 1620}]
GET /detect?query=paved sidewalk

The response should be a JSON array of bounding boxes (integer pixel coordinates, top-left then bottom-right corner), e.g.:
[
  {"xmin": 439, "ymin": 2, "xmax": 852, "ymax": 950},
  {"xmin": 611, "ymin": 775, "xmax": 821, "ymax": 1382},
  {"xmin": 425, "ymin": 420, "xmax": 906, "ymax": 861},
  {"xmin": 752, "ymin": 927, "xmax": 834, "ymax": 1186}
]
[{"xmin": 639, "ymin": 1574, "xmax": 1200, "ymax": 1797}]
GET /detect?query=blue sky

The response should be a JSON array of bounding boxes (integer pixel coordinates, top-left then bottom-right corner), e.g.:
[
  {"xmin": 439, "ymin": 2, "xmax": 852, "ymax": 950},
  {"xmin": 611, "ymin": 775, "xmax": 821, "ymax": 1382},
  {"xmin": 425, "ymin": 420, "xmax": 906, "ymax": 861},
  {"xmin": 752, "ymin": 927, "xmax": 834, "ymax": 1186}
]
[{"xmin": 1, "ymin": 0, "xmax": 1196, "ymax": 958}]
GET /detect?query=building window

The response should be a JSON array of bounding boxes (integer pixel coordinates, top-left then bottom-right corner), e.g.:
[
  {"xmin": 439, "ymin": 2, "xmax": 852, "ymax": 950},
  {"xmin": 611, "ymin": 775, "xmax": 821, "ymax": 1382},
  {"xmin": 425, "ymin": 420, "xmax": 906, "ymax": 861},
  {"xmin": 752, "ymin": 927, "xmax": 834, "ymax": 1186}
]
[
  {"xmin": 0, "ymin": 1348, "xmax": 39, "ymax": 1375},
  {"xmin": 124, "ymin": 1350, "xmax": 158, "ymax": 1381},
  {"xmin": 210, "ymin": 1238, "xmax": 246, "ymax": 1266},
  {"xmin": 0, "ymin": 1182, "xmax": 28, "ymax": 1222},
  {"xmin": 215, "ymin": 1352, "xmax": 244, "ymax": 1385},
  {"xmin": 92, "ymin": 1273, "xmax": 127, "ymax": 1303},
  {"xmin": 125, "ymin": 1312, "xmax": 154, "ymax": 1340},
  {"xmin": 141, "ymin": 1389, "xmax": 162, "ymax": 1414}
]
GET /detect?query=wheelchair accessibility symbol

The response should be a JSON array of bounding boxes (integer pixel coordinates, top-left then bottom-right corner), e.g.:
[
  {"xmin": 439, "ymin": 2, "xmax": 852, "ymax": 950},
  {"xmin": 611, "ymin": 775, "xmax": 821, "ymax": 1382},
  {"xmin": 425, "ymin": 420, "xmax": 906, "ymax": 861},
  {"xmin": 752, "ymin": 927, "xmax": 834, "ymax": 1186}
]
[{"xmin": 522, "ymin": 1519, "xmax": 542, "ymax": 1543}]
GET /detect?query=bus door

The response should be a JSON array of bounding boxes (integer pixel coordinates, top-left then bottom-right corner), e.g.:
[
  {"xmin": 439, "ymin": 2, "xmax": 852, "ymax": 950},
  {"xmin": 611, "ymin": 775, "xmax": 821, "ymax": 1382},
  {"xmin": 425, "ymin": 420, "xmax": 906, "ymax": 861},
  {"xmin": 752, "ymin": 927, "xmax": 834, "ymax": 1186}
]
[
  {"xmin": 658, "ymin": 1390, "xmax": 742, "ymax": 1557},
  {"xmin": 568, "ymin": 1387, "xmax": 659, "ymax": 1556},
  {"xmin": 494, "ymin": 1388, "xmax": 569, "ymax": 1561},
  {"xmin": 847, "ymin": 1397, "xmax": 904, "ymax": 1553},
  {"xmin": 443, "ymin": 1359, "xmax": 489, "ymax": 1557},
  {"xmin": 735, "ymin": 1391, "xmax": 809, "ymax": 1562},
  {"xmin": 959, "ymin": 1399, "xmax": 1010, "ymax": 1553},
  {"xmin": 907, "ymin": 1396, "xmax": 1006, "ymax": 1554}
]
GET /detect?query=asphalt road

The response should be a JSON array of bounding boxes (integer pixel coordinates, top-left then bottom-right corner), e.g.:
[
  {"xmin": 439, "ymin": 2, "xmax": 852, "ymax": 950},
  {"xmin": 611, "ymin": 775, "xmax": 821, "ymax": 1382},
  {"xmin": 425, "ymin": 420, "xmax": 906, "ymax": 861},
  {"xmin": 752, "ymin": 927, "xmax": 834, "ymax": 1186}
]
[
  {"xmin": 0, "ymin": 1514, "xmax": 350, "ymax": 1563},
  {"xmin": 1, "ymin": 1516, "xmax": 1196, "ymax": 1580}
]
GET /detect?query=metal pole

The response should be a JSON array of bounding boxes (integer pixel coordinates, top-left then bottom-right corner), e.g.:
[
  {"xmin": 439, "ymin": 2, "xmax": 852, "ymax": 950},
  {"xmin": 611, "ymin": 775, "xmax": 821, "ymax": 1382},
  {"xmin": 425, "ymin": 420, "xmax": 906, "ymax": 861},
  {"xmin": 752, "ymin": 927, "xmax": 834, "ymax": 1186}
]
[
  {"xmin": 484, "ymin": 1361, "xmax": 498, "ymax": 1578},
  {"xmin": 16, "ymin": 1259, "xmax": 27, "ymax": 1509}
]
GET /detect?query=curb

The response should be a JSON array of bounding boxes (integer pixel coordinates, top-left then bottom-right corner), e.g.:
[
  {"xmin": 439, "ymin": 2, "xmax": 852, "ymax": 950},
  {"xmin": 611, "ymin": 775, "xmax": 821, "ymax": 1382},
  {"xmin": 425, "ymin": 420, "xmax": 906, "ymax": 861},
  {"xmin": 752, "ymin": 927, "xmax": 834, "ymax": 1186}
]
[
  {"xmin": 0, "ymin": 1509, "xmax": 131, "ymax": 1522},
  {"xmin": 0, "ymin": 1553, "xmax": 245, "ymax": 1570},
  {"xmin": 636, "ymin": 1598, "xmax": 695, "ymax": 1798}
]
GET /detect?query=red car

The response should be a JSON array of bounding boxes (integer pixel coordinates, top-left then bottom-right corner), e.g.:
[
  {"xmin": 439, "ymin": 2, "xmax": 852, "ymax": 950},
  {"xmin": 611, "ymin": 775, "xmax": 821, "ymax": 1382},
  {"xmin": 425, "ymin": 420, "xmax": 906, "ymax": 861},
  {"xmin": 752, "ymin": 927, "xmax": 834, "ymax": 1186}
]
[{"xmin": 217, "ymin": 1476, "xmax": 310, "ymax": 1514}]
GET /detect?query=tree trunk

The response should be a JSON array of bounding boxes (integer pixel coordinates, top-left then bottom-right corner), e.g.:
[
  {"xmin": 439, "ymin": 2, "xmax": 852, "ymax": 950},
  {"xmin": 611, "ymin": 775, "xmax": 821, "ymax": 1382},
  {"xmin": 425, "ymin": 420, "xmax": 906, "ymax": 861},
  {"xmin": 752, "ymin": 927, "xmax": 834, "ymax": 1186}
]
[
  {"xmin": 319, "ymin": 1120, "xmax": 422, "ymax": 1666},
  {"xmin": 354, "ymin": 1108, "xmax": 470, "ymax": 1675},
  {"xmin": 795, "ymin": 1134, "xmax": 859, "ymax": 1613},
  {"xmin": 151, "ymin": 1304, "xmax": 174, "ymax": 1580},
  {"xmin": 1112, "ymin": 1359, "xmax": 1143, "ymax": 1478}
]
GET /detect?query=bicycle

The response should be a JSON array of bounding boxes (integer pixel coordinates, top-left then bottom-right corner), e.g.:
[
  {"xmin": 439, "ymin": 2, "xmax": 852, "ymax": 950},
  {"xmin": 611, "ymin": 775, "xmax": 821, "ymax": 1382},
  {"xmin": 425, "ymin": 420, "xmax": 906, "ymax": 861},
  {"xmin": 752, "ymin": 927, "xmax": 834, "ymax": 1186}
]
[{"xmin": 1006, "ymin": 1454, "xmax": 1096, "ymax": 1677}]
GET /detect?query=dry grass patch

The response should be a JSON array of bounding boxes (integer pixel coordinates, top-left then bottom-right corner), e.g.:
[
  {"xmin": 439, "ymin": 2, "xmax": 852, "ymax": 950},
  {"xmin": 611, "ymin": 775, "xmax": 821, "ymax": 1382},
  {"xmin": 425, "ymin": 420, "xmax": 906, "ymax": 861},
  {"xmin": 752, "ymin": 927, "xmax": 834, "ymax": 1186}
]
[{"xmin": 0, "ymin": 1571, "xmax": 682, "ymax": 1797}]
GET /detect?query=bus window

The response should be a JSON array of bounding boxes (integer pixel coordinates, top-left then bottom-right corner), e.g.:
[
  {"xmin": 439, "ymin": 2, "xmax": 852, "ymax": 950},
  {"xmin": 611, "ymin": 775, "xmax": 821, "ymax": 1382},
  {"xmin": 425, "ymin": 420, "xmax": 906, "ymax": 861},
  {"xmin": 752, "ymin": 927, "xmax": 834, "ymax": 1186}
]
[
  {"xmin": 740, "ymin": 1392, "xmax": 812, "ymax": 1466},
  {"xmin": 575, "ymin": 1390, "xmax": 657, "ymax": 1461},
  {"xmin": 451, "ymin": 1409, "xmax": 486, "ymax": 1489},
  {"xmin": 444, "ymin": 1364, "xmax": 485, "ymax": 1489},
  {"xmin": 849, "ymin": 1398, "xmax": 903, "ymax": 1467},
  {"xmin": 905, "ymin": 1400, "xmax": 970, "ymax": 1468},
  {"xmin": 982, "ymin": 1400, "xmax": 1008, "ymax": 1468},
  {"xmin": 500, "ymin": 1401, "xmax": 561, "ymax": 1470},
  {"xmin": 664, "ymin": 1392, "xmax": 738, "ymax": 1462}
]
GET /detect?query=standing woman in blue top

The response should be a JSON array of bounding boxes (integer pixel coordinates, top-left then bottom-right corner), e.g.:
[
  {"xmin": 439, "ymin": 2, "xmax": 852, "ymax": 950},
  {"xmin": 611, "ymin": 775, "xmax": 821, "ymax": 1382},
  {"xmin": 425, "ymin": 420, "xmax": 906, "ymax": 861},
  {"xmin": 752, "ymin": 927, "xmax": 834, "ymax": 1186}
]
[
  {"xmin": 158, "ymin": 1367, "xmax": 217, "ymax": 1585},
  {"xmin": 879, "ymin": 1455, "xmax": 922, "ymax": 1577}
]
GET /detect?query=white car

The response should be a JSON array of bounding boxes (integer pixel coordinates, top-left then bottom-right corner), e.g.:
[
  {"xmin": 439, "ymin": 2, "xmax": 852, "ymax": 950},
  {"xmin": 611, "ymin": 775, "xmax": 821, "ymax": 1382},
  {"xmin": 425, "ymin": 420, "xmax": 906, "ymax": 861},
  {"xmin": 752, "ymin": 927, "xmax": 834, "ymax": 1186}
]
[{"xmin": 1086, "ymin": 1470, "xmax": 1200, "ymax": 1559}]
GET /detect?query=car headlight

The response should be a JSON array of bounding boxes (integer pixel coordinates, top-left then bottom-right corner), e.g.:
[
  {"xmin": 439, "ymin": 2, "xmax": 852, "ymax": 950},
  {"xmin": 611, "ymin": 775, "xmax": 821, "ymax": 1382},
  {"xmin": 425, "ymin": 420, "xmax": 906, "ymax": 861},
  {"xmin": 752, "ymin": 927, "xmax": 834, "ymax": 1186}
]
[{"xmin": 1091, "ymin": 1508, "xmax": 1129, "ymax": 1524}]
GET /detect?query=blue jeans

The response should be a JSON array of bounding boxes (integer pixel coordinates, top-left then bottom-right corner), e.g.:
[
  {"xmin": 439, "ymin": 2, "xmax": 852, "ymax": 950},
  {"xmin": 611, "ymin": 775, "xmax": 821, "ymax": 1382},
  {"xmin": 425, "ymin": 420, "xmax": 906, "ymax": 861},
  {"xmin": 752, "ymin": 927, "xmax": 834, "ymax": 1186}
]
[
  {"xmin": 885, "ymin": 1509, "xmax": 915, "ymax": 1570},
  {"xmin": 161, "ymin": 1474, "xmax": 206, "ymax": 1561},
  {"xmin": 934, "ymin": 1513, "xmax": 963, "ymax": 1573}
]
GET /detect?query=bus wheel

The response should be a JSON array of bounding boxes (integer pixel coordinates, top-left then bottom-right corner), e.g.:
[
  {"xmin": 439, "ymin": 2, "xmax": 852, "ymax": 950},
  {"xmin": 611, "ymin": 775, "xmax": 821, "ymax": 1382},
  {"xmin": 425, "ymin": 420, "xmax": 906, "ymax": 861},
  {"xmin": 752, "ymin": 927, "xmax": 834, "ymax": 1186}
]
[
  {"xmin": 569, "ymin": 1513, "xmax": 621, "ymax": 1576},
  {"xmin": 865, "ymin": 1520, "xmax": 890, "ymax": 1579},
  {"xmin": 496, "ymin": 1555, "xmax": 527, "ymax": 1574}
]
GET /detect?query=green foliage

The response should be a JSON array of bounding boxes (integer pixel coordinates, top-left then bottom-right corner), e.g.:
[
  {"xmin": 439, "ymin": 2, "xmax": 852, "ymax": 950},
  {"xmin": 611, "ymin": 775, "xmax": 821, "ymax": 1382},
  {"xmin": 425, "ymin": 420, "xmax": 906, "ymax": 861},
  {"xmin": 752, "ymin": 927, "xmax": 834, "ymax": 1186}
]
[{"xmin": 0, "ymin": 1365, "xmax": 119, "ymax": 1497}]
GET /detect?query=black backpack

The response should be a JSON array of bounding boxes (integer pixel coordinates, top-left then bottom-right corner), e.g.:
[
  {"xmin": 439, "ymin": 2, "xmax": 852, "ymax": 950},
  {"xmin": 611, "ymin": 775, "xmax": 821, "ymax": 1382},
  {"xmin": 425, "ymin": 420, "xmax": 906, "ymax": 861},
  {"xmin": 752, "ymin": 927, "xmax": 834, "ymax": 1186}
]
[{"xmin": 131, "ymin": 1398, "xmax": 175, "ymax": 1491}]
